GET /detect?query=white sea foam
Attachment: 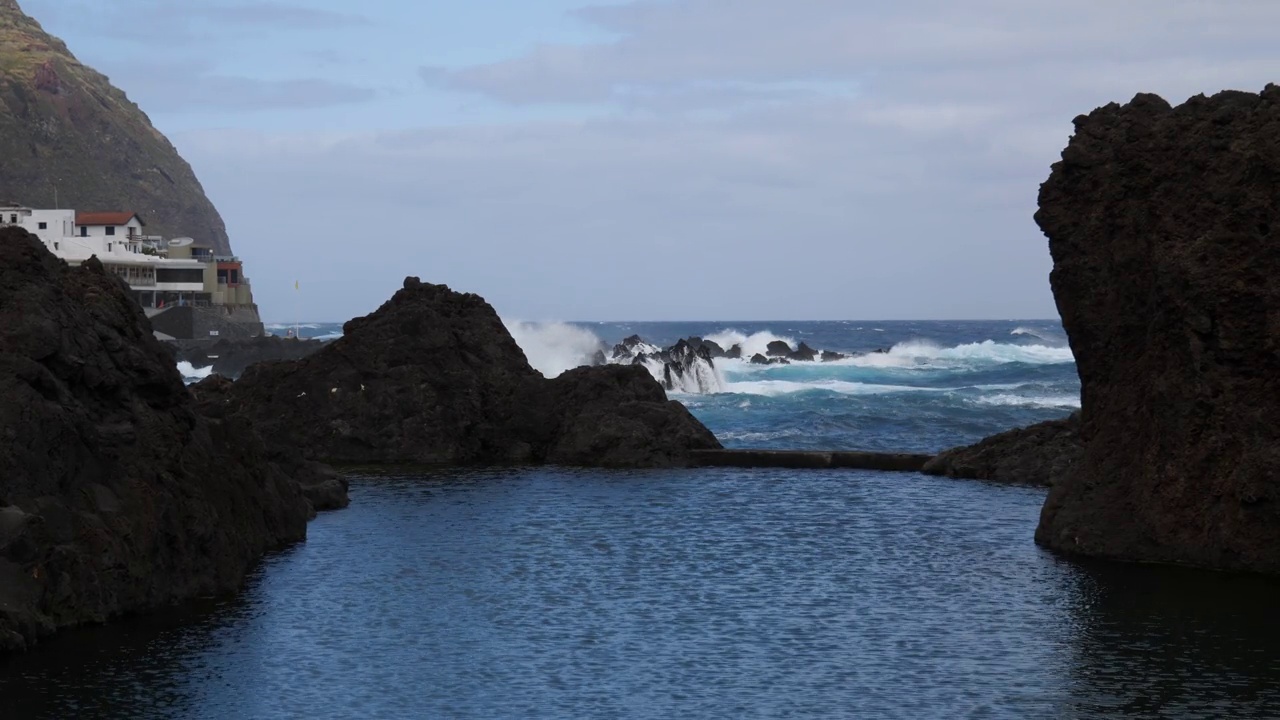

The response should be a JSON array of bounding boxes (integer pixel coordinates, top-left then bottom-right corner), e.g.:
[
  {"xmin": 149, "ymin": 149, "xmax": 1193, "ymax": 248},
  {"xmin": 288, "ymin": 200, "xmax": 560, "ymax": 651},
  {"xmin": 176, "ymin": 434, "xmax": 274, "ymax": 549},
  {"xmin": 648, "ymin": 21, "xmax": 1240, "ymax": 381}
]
[
  {"xmin": 704, "ymin": 329, "xmax": 797, "ymax": 359},
  {"xmin": 724, "ymin": 379, "xmax": 938, "ymax": 398},
  {"xmin": 975, "ymin": 393, "xmax": 1081, "ymax": 409},
  {"xmin": 640, "ymin": 357, "xmax": 726, "ymax": 394},
  {"xmin": 177, "ymin": 361, "xmax": 213, "ymax": 384},
  {"xmin": 840, "ymin": 340, "xmax": 1074, "ymax": 368},
  {"xmin": 504, "ymin": 320, "xmax": 606, "ymax": 378}
]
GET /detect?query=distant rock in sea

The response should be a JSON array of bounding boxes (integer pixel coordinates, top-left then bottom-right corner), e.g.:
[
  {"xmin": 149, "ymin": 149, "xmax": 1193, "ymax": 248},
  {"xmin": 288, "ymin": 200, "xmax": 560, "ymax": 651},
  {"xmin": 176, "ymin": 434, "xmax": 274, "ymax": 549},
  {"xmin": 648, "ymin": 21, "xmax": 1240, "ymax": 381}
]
[
  {"xmin": 1033, "ymin": 86, "xmax": 1280, "ymax": 573},
  {"xmin": 0, "ymin": 227, "xmax": 332, "ymax": 654},
  {"xmin": 197, "ymin": 277, "xmax": 722, "ymax": 468}
]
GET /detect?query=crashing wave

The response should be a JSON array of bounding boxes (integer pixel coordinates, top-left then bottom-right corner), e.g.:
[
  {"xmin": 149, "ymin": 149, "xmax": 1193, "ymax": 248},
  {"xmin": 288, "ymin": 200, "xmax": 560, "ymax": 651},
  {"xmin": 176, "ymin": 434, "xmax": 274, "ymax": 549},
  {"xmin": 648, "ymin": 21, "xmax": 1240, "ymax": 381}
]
[
  {"xmin": 841, "ymin": 340, "xmax": 1074, "ymax": 368},
  {"xmin": 177, "ymin": 361, "xmax": 213, "ymax": 385},
  {"xmin": 503, "ymin": 321, "xmax": 606, "ymax": 378}
]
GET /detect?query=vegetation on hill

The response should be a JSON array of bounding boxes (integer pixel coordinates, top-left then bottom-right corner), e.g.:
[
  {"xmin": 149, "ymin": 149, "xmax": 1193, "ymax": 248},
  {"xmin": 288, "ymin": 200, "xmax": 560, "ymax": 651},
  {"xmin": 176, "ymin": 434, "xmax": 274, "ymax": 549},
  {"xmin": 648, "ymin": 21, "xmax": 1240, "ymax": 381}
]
[{"xmin": 0, "ymin": 0, "xmax": 233, "ymax": 254}]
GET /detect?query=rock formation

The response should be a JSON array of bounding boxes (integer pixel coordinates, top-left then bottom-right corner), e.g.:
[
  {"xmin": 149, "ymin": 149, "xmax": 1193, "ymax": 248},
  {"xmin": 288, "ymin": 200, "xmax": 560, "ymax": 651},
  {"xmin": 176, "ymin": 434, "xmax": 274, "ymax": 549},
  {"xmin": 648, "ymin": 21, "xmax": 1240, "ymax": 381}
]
[
  {"xmin": 1033, "ymin": 87, "xmax": 1280, "ymax": 573},
  {"xmin": 923, "ymin": 413, "xmax": 1081, "ymax": 487},
  {"xmin": 0, "ymin": 1, "xmax": 234, "ymax": 254},
  {"xmin": 198, "ymin": 277, "xmax": 721, "ymax": 468},
  {"xmin": 171, "ymin": 336, "xmax": 328, "ymax": 379},
  {"xmin": 0, "ymin": 227, "xmax": 325, "ymax": 653}
]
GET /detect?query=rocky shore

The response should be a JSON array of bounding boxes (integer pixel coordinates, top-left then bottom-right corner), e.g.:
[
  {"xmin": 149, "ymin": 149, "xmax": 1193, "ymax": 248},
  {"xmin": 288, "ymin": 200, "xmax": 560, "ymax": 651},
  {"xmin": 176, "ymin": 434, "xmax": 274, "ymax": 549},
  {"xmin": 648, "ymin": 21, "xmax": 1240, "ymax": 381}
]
[
  {"xmin": 170, "ymin": 335, "xmax": 327, "ymax": 379},
  {"xmin": 194, "ymin": 277, "xmax": 722, "ymax": 468},
  {"xmin": 928, "ymin": 87, "xmax": 1280, "ymax": 574},
  {"xmin": 0, "ymin": 227, "xmax": 336, "ymax": 653},
  {"xmin": 1030, "ymin": 87, "xmax": 1280, "ymax": 573}
]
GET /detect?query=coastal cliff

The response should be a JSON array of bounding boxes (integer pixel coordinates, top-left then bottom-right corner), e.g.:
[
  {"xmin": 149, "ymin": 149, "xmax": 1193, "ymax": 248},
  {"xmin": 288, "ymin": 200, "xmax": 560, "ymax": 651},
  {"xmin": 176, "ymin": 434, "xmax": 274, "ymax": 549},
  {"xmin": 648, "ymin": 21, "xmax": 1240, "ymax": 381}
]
[
  {"xmin": 0, "ymin": 0, "xmax": 233, "ymax": 254},
  {"xmin": 1033, "ymin": 87, "xmax": 1280, "ymax": 572},
  {"xmin": 196, "ymin": 277, "xmax": 722, "ymax": 468},
  {"xmin": 0, "ymin": 227, "xmax": 322, "ymax": 652}
]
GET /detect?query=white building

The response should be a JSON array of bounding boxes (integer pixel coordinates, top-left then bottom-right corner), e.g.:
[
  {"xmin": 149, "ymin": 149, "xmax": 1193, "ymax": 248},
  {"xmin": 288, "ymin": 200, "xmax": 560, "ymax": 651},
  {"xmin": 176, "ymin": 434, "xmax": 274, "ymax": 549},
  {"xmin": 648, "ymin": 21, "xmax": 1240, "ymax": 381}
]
[
  {"xmin": 74, "ymin": 211, "xmax": 146, "ymax": 240},
  {"xmin": 2, "ymin": 203, "xmax": 208, "ymax": 307}
]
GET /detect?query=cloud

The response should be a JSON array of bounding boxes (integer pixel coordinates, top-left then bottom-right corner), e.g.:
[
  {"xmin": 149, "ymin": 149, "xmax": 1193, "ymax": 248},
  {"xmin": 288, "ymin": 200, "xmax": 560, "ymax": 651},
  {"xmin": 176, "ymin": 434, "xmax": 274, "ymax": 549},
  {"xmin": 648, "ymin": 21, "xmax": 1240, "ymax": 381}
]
[
  {"xmin": 102, "ymin": 59, "xmax": 376, "ymax": 112},
  {"xmin": 130, "ymin": 1, "xmax": 1280, "ymax": 320},
  {"xmin": 20, "ymin": 0, "xmax": 369, "ymax": 45}
]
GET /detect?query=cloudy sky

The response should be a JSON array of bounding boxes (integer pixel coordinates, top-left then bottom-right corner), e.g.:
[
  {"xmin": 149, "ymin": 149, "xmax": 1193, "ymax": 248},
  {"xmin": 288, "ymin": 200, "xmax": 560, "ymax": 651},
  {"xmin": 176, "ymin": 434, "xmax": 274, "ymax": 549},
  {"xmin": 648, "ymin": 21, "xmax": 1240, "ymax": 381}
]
[{"xmin": 19, "ymin": 0, "xmax": 1280, "ymax": 321}]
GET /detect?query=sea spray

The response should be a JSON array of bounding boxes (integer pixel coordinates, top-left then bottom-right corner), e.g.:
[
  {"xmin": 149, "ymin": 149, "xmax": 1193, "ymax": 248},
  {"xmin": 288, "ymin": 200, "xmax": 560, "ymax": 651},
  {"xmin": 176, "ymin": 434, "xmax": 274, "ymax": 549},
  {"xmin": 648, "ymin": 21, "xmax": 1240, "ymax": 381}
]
[
  {"xmin": 177, "ymin": 361, "xmax": 214, "ymax": 384},
  {"xmin": 503, "ymin": 321, "xmax": 606, "ymax": 378}
]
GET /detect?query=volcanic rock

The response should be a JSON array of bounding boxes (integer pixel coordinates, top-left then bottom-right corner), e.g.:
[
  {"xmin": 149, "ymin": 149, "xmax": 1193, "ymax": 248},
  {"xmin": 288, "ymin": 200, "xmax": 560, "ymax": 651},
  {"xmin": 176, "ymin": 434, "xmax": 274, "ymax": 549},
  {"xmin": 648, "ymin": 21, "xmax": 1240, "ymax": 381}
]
[
  {"xmin": 0, "ymin": 227, "xmax": 316, "ymax": 653},
  {"xmin": 766, "ymin": 340, "xmax": 792, "ymax": 357},
  {"xmin": 200, "ymin": 277, "xmax": 721, "ymax": 468},
  {"xmin": 750, "ymin": 353, "xmax": 789, "ymax": 366},
  {"xmin": 923, "ymin": 413, "xmax": 1082, "ymax": 487},
  {"xmin": 789, "ymin": 342, "xmax": 818, "ymax": 362},
  {"xmin": 725, "ymin": 344, "xmax": 743, "ymax": 360},
  {"xmin": 820, "ymin": 350, "xmax": 847, "ymax": 362},
  {"xmin": 1033, "ymin": 87, "xmax": 1280, "ymax": 573},
  {"xmin": 171, "ymin": 335, "xmax": 327, "ymax": 379}
]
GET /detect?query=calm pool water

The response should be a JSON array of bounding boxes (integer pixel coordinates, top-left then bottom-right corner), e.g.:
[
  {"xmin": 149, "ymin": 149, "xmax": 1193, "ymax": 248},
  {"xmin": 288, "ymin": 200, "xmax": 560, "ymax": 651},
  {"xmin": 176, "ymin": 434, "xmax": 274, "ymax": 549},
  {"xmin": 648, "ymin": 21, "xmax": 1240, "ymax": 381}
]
[{"xmin": 3, "ymin": 469, "xmax": 1279, "ymax": 719}]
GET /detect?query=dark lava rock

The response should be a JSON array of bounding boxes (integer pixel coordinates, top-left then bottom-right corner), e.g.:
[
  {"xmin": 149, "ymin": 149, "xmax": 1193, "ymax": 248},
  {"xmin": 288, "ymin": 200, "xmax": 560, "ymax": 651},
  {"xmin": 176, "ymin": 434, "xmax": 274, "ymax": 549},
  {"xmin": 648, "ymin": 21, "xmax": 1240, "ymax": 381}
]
[
  {"xmin": 510, "ymin": 365, "xmax": 721, "ymax": 468},
  {"xmin": 589, "ymin": 349, "xmax": 608, "ymax": 367},
  {"xmin": 820, "ymin": 350, "xmax": 847, "ymax": 362},
  {"xmin": 171, "ymin": 335, "xmax": 326, "ymax": 379},
  {"xmin": 0, "ymin": 227, "xmax": 317, "ymax": 653},
  {"xmin": 923, "ymin": 413, "xmax": 1082, "ymax": 487},
  {"xmin": 725, "ymin": 344, "xmax": 743, "ymax": 360},
  {"xmin": 1033, "ymin": 86, "xmax": 1280, "ymax": 573},
  {"xmin": 765, "ymin": 340, "xmax": 793, "ymax": 357},
  {"xmin": 201, "ymin": 277, "xmax": 721, "ymax": 468},
  {"xmin": 750, "ymin": 353, "xmax": 789, "ymax": 366},
  {"xmin": 611, "ymin": 335, "xmax": 648, "ymax": 361},
  {"xmin": 789, "ymin": 342, "xmax": 818, "ymax": 362},
  {"xmin": 682, "ymin": 337, "xmax": 726, "ymax": 358},
  {"xmin": 659, "ymin": 339, "xmax": 717, "ymax": 392},
  {"xmin": 191, "ymin": 376, "xmax": 349, "ymax": 512}
]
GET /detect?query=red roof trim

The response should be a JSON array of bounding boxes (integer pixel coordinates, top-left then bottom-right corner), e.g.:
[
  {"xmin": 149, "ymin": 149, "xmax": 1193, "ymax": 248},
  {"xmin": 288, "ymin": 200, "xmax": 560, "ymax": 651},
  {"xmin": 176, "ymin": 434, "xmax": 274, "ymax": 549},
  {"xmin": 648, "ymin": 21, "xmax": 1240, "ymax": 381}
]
[{"xmin": 75, "ymin": 211, "xmax": 145, "ymax": 227}]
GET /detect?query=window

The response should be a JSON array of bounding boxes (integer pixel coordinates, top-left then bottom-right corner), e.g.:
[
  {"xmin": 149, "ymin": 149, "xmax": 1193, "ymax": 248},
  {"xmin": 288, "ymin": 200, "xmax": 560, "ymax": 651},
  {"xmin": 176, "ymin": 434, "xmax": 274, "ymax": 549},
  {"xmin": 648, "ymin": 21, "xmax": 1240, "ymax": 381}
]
[
  {"xmin": 106, "ymin": 226, "xmax": 115, "ymax": 236},
  {"xmin": 9, "ymin": 214, "xmax": 15, "ymax": 223},
  {"xmin": 156, "ymin": 268, "xmax": 205, "ymax": 284},
  {"xmin": 38, "ymin": 222, "xmax": 47, "ymax": 230},
  {"xmin": 80, "ymin": 226, "xmax": 87, "ymax": 237},
  {"xmin": 107, "ymin": 242, "xmax": 112, "ymax": 252}
]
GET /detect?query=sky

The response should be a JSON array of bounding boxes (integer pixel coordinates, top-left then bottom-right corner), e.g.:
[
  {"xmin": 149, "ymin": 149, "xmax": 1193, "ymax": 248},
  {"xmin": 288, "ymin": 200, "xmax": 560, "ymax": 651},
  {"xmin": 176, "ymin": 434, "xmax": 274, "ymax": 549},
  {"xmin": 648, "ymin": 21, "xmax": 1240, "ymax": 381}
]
[{"xmin": 17, "ymin": 0, "xmax": 1280, "ymax": 322}]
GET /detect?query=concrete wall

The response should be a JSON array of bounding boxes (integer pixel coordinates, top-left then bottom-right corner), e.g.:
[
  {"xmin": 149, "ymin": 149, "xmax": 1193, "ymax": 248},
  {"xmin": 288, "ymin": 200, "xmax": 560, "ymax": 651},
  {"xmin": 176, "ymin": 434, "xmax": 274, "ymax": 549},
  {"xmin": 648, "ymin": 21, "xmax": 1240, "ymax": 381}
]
[{"xmin": 148, "ymin": 304, "xmax": 266, "ymax": 340}]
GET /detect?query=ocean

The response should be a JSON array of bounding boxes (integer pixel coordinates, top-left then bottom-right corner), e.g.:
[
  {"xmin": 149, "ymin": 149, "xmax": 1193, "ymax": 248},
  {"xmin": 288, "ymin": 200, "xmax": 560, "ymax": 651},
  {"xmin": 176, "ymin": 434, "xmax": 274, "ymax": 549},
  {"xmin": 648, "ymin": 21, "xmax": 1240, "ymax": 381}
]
[
  {"xmin": 10, "ymin": 321, "xmax": 1277, "ymax": 718},
  {"xmin": 248, "ymin": 319, "xmax": 1080, "ymax": 455}
]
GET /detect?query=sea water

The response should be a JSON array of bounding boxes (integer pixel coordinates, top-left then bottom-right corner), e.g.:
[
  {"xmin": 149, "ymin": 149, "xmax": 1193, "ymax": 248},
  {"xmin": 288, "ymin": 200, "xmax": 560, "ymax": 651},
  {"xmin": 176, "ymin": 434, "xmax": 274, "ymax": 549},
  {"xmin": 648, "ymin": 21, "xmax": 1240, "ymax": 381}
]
[{"xmin": 7, "ymin": 321, "xmax": 1277, "ymax": 719}]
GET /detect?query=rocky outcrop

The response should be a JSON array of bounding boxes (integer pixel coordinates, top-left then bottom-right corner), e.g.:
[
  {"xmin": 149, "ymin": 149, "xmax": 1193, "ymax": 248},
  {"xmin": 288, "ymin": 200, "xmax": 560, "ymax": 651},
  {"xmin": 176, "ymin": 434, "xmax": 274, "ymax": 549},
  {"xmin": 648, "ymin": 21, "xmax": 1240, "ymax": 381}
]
[
  {"xmin": 0, "ymin": 227, "xmax": 319, "ymax": 653},
  {"xmin": 790, "ymin": 342, "xmax": 818, "ymax": 362},
  {"xmin": 199, "ymin": 277, "xmax": 721, "ymax": 468},
  {"xmin": 0, "ymin": 2, "xmax": 235, "ymax": 254},
  {"xmin": 1033, "ymin": 87, "xmax": 1280, "ymax": 573},
  {"xmin": 923, "ymin": 413, "xmax": 1081, "ymax": 487},
  {"xmin": 766, "ymin": 340, "xmax": 792, "ymax": 357},
  {"xmin": 820, "ymin": 350, "xmax": 847, "ymax": 362},
  {"xmin": 171, "ymin": 336, "xmax": 328, "ymax": 379}
]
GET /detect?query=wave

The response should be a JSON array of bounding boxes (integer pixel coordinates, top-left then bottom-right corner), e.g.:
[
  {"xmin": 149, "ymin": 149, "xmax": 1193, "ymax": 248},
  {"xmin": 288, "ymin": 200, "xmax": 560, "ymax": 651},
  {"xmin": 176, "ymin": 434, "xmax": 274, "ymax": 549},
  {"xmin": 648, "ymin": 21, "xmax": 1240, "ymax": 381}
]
[
  {"xmin": 723, "ymin": 379, "xmax": 940, "ymax": 398},
  {"xmin": 975, "ymin": 393, "xmax": 1081, "ymax": 409},
  {"xmin": 504, "ymin": 320, "xmax": 604, "ymax": 378},
  {"xmin": 832, "ymin": 340, "xmax": 1074, "ymax": 368},
  {"xmin": 265, "ymin": 323, "xmax": 322, "ymax": 330},
  {"xmin": 177, "ymin": 361, "xmax": 213, "ymax": 384}
]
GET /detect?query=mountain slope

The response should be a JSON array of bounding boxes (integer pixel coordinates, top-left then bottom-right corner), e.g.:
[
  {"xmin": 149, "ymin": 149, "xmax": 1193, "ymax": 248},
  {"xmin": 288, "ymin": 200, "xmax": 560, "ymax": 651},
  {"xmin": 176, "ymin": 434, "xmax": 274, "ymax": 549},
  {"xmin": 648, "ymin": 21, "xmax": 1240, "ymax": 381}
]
[{"xmin": 0, "ymin": 0, "xmax": 233, "ymax": 254}]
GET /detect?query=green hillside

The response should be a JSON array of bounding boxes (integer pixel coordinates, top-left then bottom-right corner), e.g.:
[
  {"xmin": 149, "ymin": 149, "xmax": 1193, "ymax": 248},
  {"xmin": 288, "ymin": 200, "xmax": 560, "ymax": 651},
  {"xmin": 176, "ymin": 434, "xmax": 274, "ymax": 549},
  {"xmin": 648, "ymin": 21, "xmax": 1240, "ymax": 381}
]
[{"xmin": 0, "ymin": 0, "xmax": 233, "ymax": 254}]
